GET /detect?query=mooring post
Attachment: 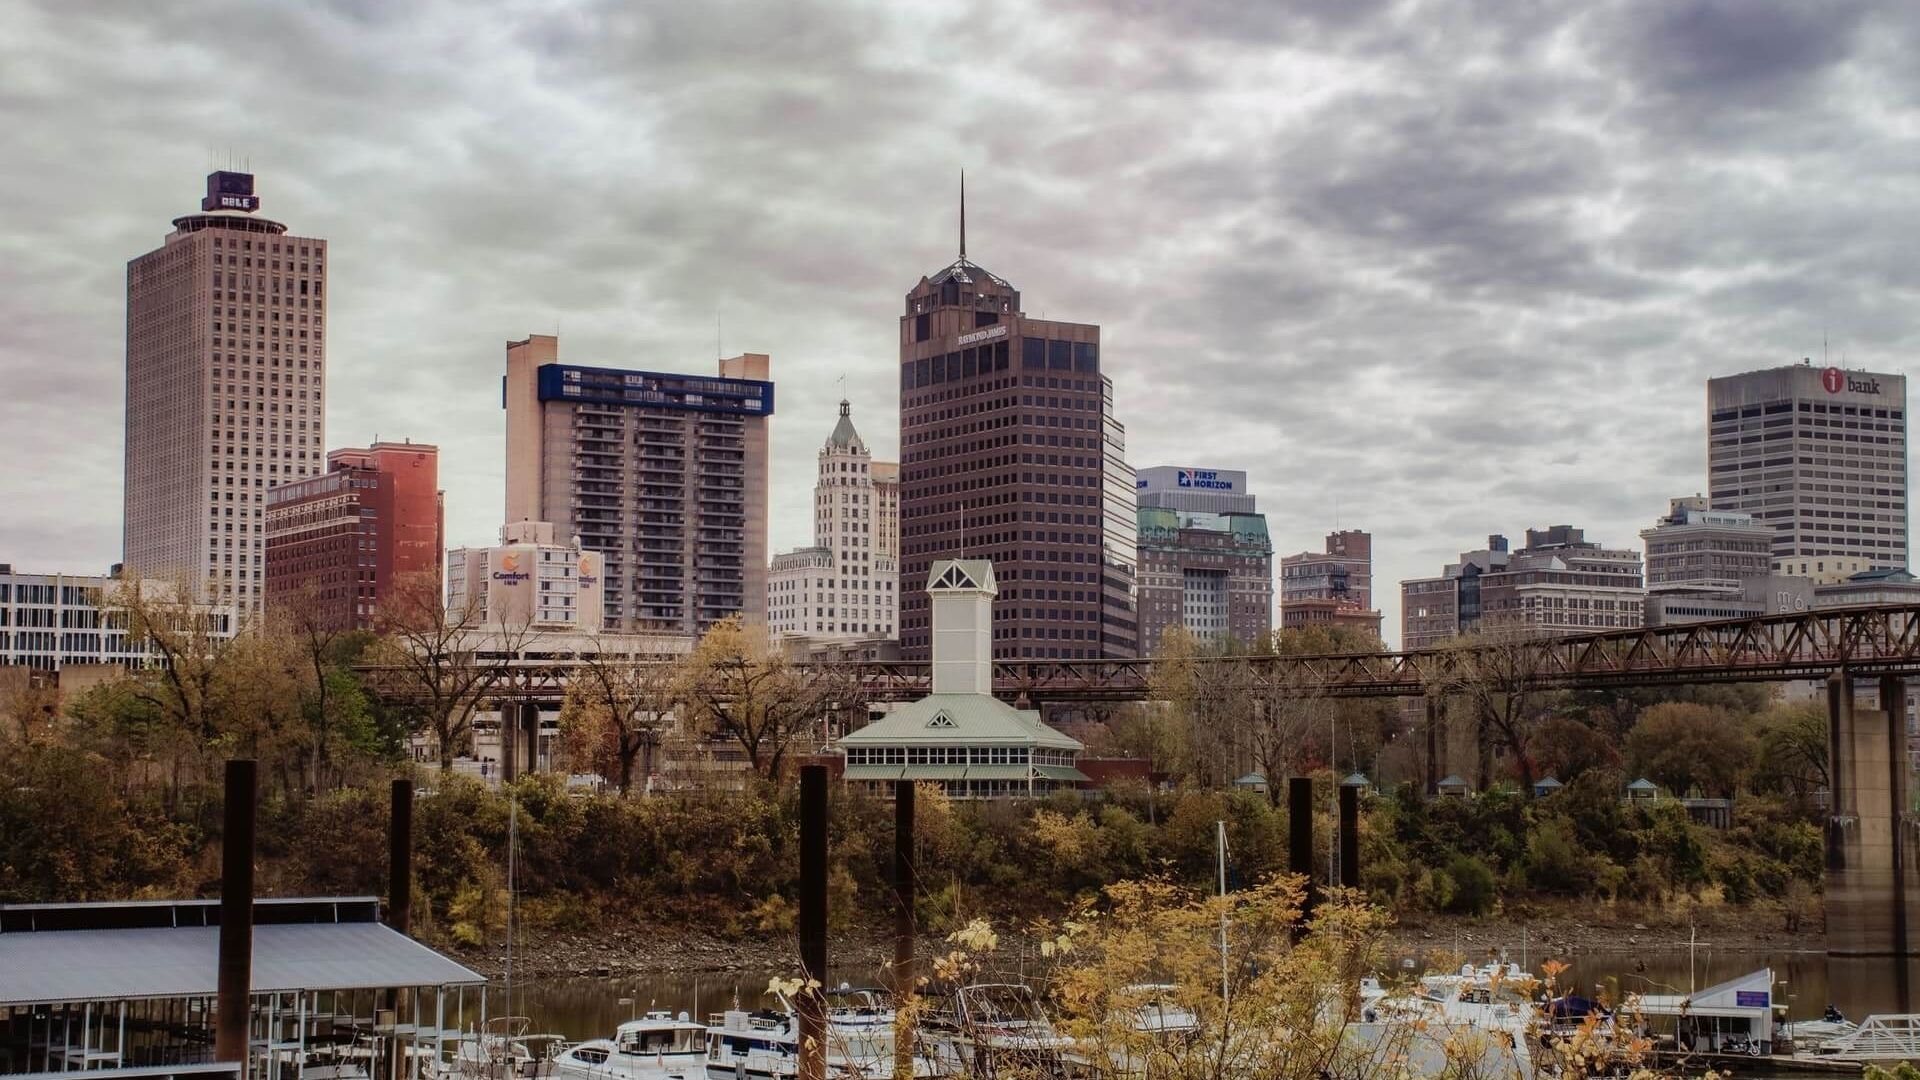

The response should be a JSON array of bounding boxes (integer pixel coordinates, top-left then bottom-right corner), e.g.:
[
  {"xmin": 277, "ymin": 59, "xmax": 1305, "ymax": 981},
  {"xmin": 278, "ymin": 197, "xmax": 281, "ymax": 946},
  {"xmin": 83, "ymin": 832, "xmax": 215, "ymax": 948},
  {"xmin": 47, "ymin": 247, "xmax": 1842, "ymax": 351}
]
[
  {"xmin": 216, "ymin": 758, "xmax": 257, "ymax": 1075},
  {"xmin": 1288, "ymin": 776, "xmax": 1316, "ymax": 921},
  {"xmin": 1338, "ymin": 782, "xmax": 1360, "ymax": 890},
  {"xmin": 892, "ymin": 780, "xmax": 916, "ymax": 1080},
  {"xmin": 798, "ymin": 765, "xmax": 829, "ymax": 1080},
  {"xmin": 389, "ymin": 777, "xmax": 414, "ymax": 935}
]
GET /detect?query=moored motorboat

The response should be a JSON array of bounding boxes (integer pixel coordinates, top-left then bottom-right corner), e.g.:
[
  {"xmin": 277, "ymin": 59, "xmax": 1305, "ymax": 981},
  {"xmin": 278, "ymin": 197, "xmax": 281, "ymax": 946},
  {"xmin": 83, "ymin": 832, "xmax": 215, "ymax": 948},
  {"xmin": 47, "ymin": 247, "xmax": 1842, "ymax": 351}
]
[
  {"xmin": 555, "ymin": 1010, "xmax": 706, "ymax": 1080},
  {"xmin": 702, "ymin": 986, "xmax": 940, "ymax": 1079}
]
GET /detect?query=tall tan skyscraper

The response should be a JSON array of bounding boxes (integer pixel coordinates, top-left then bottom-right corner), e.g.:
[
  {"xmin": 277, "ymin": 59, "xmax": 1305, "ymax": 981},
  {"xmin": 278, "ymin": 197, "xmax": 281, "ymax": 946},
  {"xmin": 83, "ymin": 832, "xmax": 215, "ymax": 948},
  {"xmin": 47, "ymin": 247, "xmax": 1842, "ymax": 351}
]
[
  {"xmin": 767, "ymin": 400, "xmax": 899, "ymax": 640},
  {"xmin": 503, "ymin": 334, "xmax": 772, "ymax": 636},
  {"xmin": 124, "ymin": 171, "xmax": 327, "ymax": 616}
]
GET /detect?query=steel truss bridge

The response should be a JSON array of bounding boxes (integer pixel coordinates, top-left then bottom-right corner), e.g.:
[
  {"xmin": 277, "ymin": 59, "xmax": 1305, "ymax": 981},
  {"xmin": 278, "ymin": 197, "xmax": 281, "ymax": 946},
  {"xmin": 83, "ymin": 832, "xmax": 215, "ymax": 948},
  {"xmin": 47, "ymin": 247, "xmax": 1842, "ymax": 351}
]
[{"xmin": 365, "ymin": 604, "xmax": 1920, "ymax": 706}]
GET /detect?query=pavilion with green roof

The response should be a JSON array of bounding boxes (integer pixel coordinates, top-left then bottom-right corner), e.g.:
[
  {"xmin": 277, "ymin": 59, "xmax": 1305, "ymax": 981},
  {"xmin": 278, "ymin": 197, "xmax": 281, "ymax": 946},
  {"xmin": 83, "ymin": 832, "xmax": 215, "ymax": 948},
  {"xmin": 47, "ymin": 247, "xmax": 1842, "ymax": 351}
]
[{"xmin": 839, "ymin": 559, "xmax": 1086, "ymax": 798}]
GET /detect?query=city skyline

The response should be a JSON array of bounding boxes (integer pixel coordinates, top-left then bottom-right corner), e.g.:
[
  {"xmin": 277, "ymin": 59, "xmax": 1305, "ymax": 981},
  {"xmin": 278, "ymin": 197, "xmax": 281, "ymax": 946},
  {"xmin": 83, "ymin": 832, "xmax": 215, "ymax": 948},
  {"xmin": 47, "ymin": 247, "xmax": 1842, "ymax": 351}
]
[{"xmin": 4, "ymin": 2, "xmax": 1919, "ymax": 645}]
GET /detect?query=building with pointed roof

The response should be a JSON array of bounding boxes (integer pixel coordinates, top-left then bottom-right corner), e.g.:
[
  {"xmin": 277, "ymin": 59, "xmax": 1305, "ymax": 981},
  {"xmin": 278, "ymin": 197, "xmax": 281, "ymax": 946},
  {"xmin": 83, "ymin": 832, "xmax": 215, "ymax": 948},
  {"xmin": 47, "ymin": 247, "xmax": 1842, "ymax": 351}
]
[
  {"xmin": 768, "ymin": 400, "xmax": 899, "ymax": 641},
  {"xmin": 896, "ymin": 182, "xmax": 1138, "ymax": 662},
  {"xmin": 840, "ymin": 559, "xmax": 1085, "ymax": 798}
]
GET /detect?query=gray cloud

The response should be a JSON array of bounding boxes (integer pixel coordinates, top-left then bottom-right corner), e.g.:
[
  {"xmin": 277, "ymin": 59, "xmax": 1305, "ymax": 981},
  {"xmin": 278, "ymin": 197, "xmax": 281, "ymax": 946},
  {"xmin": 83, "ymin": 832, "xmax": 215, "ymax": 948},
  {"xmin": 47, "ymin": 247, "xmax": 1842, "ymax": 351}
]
[{"xmin": 1, "ymin": 0, "xmax": 1915, "ymax": 644}]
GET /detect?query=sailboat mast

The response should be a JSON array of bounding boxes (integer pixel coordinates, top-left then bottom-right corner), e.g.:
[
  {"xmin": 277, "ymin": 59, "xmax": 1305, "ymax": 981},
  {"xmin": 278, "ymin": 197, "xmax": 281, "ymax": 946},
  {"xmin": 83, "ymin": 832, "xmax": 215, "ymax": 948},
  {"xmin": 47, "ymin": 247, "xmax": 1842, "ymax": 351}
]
[
  {"xmin": 507, "ymin": 795, "xmax": 518, "ymax": 1018},
  {"xmin": 1217, "ymin": 820, "xmax": 1229, "ymax": 1009}
]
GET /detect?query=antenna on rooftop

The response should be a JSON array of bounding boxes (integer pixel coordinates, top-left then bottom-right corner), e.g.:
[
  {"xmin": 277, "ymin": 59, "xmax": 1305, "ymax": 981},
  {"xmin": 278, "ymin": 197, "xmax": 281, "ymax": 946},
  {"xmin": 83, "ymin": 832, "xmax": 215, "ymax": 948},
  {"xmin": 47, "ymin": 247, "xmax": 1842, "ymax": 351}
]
[{"xmin": 959, "ymin": 169, "xmax": 967, "ymax": 260}]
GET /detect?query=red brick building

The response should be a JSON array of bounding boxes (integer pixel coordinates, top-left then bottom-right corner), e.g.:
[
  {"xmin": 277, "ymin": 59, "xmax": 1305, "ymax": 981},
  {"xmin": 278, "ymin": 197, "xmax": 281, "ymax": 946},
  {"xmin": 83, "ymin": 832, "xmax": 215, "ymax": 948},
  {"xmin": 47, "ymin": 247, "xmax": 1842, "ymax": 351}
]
[{"xmin": 264, "ymin": 441, "xmax": 443, "ymax": 630}]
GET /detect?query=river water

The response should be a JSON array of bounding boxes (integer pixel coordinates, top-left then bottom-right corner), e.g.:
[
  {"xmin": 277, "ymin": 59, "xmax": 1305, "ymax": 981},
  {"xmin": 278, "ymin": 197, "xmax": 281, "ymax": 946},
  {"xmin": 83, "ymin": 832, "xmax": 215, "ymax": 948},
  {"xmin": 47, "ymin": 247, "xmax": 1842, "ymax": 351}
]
[{"xmin": 499, "ymin": 949, "xmax": 1917, "ymax": 1041}]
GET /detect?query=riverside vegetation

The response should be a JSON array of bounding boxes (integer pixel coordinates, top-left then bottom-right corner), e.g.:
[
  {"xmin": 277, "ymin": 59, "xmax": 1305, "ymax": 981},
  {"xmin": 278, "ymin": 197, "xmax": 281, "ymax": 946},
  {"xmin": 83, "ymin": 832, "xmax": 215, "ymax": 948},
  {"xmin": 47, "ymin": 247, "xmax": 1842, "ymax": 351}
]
[{"xmin": 0, "ymin": 582, "xmax": 1830, "ymax": 954}]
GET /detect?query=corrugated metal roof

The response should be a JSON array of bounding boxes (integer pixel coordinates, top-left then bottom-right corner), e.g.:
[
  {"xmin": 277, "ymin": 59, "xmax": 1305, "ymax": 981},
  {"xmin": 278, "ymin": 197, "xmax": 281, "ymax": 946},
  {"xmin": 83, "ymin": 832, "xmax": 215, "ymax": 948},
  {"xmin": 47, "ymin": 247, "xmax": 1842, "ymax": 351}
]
[
  {"xmin": 0, "ymin": 922, "xmax": 483, "ymax": 1006},
  {"xmin": 842, "ymin": 695, "xmax": 1080, "ymax": 750}
]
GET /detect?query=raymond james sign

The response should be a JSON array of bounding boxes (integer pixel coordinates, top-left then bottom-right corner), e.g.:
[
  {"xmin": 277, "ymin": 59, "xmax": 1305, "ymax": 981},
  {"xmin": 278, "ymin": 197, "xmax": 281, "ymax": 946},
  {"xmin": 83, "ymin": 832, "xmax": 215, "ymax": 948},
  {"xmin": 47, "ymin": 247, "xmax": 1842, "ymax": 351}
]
[{"xmin": 956, "ymin": 325, "xmax": 1008, "ymax": 346}]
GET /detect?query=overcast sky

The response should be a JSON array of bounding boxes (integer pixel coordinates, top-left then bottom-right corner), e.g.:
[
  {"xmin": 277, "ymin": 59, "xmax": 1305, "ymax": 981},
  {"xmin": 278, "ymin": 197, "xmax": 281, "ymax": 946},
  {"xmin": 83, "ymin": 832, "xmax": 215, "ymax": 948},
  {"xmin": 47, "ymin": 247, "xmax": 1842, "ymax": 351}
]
[{"xmin": 3, "ymin": 0, "xmax": 1916, "ymax": 646}]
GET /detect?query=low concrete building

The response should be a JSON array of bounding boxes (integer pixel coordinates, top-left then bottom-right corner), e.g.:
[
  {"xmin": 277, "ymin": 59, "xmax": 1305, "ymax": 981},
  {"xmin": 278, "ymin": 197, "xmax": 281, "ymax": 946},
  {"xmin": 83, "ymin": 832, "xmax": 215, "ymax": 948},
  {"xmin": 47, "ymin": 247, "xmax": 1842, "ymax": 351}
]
[
  {"xmin": 0, "ymin": 567, "xmax": 236, "ymax": 672},
  {"xmin": 839, "ymin": 560, "xmax": 1084, "ymax": 798}
]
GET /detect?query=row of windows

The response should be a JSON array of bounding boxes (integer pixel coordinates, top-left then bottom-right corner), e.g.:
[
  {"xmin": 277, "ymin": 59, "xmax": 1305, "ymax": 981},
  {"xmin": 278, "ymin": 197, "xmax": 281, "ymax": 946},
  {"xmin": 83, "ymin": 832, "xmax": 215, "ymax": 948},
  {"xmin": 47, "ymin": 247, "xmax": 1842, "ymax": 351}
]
[{"xmin": 847, "ymin": 746, "xmax": 1039, "ymax": 766}]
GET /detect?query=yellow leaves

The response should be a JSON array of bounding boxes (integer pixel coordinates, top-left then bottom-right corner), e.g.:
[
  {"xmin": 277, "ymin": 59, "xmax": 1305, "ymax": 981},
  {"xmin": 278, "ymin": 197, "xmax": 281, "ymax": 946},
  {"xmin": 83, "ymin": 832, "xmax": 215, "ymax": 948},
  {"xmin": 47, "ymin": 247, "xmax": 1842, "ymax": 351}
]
[
  {"xmin": 1030, "ymin": 808, "xmax": 1101, "ymax": 869},
  {"xmin": 948, "ymin": 918, "xmax": 999, "ymax": 953},
  {"xmin": 765, "ymin": 975, "xmax": 821, "ymax": 999}
]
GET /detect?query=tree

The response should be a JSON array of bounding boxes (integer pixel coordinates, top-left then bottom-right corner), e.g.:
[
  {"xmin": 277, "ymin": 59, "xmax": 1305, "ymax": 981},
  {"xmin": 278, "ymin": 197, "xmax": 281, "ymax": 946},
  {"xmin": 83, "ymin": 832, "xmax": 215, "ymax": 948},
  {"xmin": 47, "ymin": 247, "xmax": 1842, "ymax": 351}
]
[
  {"xmin": 1427, "ymin": 624, "xmax": 1552, "ymax": 791},
  {"xmin": 558, "ymin": 634, "xmax": 682, "ymax": 794},
  {"xmin": 372, "ymin": 570, "xmax": 527, "ymax": 770},
  {"xmin": 1243, "ymin": 626, "xmax": 1397, "ymax": 799},
  {"xmin": 1753, "ymin": 702, "xmax": 1828, "ymax": 804},
  {"xmin": 0, "ymin": 670, "xmax": 59, "ymax": 746},
  {"xmin": 105, "ymin": 577, "xmax": 315, "ymax": 799},
  {"xmin": 674, "ymin": 616, "xmax": 833, "ymax": 781},
  {"xmin": 1624, "ymin": 702, "xmax": 1753, "ymax": 798},
  {"xmin": 112, "ymin": 577, "xmax": 242, "ymax": 748},
  {"xmin": 1044, "ymin": 881, "xmax": 1432, "ymax": 1080},
  {"xmin": 275, "ymin": 583, "xmax": 381, "ymax": 793},
  {"xmin": 1149, "ymin": 627, "xmax": 1250, "ymax": 788},
  {"xmin": 1525, "ymin": 715, "xmax": 1620, "ymax": 782}
]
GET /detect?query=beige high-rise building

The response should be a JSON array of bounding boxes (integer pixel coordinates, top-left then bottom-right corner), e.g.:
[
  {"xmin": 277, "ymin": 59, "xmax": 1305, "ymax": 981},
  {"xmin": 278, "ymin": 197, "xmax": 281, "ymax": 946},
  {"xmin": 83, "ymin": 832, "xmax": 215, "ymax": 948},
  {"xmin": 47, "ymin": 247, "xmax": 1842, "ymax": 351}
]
[
  {"xmin": 767, "ymin": 400, "xmax": 899, "ymax": 640},
  {"xmin": 1708, "ymin": 363, "xmax": 1909, "ymax": 570},
  {"xmin": 123, "ymin": 171, "xmax": 327, "ymax": 616},
  {"xmin": 503, "ymin": 334, "xmax": 771, "ymax": 636}
]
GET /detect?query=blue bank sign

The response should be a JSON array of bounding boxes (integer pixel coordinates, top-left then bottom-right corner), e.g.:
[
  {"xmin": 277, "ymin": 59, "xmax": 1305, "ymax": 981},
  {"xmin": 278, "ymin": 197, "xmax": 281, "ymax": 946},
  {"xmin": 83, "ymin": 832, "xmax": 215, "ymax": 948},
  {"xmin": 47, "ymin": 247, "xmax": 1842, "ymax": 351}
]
[{"xmin": 1177, "ymin": 469, "xmax": 1236, "ymax": 491}]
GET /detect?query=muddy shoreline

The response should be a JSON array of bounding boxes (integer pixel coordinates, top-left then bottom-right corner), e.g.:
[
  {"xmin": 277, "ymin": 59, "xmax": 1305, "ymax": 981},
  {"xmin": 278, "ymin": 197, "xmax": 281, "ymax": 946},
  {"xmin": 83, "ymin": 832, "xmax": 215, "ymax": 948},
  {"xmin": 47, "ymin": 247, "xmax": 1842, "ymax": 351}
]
[{"xmin": 451, "ymin": 902, "xmax": 1824, "ymax": 981}]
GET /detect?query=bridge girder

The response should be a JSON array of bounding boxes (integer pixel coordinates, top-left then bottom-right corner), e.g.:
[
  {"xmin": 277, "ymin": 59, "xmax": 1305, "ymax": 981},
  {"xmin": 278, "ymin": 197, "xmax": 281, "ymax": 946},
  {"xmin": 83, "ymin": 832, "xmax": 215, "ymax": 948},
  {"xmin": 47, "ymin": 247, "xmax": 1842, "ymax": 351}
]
[{"xmin": 356, "ymin": 603, "xmax": 1920, "ymax": 707}]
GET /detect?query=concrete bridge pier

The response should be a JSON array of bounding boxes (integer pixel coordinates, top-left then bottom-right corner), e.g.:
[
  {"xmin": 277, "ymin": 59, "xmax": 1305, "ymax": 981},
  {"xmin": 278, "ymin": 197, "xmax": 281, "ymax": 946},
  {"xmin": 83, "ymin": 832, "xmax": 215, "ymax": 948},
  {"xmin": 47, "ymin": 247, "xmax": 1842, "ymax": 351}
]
[
  {"xmin": 1826, "ymin": 672, "xmax": 1914, "ymax": 957},
  {"xmin": 1424, "ymin": 696, "xmax": 1445, "ymax": 797}
]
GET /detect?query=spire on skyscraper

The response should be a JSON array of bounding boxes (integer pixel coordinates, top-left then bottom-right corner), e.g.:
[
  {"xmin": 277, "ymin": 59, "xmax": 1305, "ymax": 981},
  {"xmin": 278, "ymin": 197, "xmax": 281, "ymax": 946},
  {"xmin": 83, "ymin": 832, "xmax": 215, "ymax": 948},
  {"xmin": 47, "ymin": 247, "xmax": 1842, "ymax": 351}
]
[
  {"xmin": 959, "ymin": 169, "xmax": 967, "ymax": 261},
  {"xmin": 829, "ymin": 397, "xmax": 863, "ymax": 450}
]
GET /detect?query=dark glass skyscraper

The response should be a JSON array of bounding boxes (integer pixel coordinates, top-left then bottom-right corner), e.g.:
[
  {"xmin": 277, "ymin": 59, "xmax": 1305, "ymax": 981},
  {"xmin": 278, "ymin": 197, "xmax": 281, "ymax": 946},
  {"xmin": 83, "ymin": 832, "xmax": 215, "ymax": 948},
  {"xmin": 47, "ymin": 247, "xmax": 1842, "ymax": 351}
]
[{"xmin": 897, "ymin": 220, "xmax": 1136, "ymax": 660}]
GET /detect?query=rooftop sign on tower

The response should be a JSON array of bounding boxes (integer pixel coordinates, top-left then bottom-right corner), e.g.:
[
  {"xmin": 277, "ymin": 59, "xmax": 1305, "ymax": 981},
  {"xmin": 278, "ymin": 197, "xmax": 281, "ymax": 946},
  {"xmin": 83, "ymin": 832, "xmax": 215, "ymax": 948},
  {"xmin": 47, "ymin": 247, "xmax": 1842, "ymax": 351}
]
[{"xmin": 201, "ymin": 171, "xmax": 258, "ymax": 213}]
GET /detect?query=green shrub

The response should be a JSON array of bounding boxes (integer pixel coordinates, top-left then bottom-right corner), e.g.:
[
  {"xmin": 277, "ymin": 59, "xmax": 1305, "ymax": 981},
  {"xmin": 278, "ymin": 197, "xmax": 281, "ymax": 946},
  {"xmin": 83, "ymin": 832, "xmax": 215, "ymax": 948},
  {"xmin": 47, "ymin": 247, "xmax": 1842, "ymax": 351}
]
[{"xmin": 1444, "ymin": 854, "xmax": 1498, "ymax": 915}]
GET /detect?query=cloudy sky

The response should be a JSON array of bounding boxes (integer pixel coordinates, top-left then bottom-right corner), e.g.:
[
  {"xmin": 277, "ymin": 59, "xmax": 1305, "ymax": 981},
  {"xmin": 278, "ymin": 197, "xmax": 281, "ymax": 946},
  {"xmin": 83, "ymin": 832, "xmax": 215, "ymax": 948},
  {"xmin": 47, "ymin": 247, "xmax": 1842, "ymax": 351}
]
[{"xmin": 3, "ymin": 0, "xmax": 1916, "ymax": 645}]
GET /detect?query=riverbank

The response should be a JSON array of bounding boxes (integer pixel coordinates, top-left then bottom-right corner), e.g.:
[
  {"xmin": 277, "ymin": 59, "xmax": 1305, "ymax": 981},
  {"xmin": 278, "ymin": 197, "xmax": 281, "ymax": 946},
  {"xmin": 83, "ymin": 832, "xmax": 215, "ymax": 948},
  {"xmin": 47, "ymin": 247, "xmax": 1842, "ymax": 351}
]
[{"xmin": 451, "ymin": 899, "xmax": 1824, "ymax": 980}]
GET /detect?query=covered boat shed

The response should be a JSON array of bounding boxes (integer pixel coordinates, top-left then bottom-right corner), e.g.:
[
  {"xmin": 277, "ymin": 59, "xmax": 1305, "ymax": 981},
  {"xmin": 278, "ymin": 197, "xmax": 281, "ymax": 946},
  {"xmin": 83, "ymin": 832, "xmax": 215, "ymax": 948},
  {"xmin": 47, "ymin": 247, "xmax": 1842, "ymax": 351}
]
[
  {"xmin": 0, "ymin": 897, "xmax": 484, "ymax": 1080},
  {"xmin": 1636, "ymin": 968, "xmax": 1776, "ymax": 1055}
]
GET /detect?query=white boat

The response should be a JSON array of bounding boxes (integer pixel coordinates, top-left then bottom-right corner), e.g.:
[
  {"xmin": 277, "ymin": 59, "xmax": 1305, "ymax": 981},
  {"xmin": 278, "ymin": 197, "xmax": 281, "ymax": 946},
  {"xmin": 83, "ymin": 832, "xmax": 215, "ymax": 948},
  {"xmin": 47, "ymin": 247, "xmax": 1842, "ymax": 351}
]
[
  {"xmin": 555, "ymin": 1010, "xmax": 706, "ymax": 1080},
  {"xmin": 921, "ymin": 983, "xmax": 1074, "ymax": 1078},
  {"xmin": 445, "ymin": 1018, "xmax": 564, "ymax": 1080},
  {"xmin": 703, "ymin": 987, "xmax": 940, "ymax": 1079},
  {"xmin": 1355, "ymin": 968, "xmax": 1536, "ymax": 1077}
]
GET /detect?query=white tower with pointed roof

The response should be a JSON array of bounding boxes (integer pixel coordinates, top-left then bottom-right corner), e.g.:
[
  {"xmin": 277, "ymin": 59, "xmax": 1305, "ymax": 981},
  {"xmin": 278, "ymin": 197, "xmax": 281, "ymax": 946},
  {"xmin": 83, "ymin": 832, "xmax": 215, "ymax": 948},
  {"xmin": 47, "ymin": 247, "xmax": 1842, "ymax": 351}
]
[
  {"xmin": 929, "ymin": 559, "xmax": 996, "ymax": 694},
  {"xmin": 767, "ymin": 400, "xmax": 900, "ymax": 640}
]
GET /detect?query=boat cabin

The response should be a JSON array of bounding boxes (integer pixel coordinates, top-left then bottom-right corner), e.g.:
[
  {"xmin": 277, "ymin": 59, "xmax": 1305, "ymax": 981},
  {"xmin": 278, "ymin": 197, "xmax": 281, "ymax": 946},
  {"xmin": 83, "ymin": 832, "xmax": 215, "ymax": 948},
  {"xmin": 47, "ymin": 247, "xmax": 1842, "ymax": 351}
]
[
  {"xmin": 1637, "ymin": 968, "xmax": 1775, "ymax": 1056},
  {"xmin": 612, "ymin": 1013, "xmax": 703, "ymax": 1056}
]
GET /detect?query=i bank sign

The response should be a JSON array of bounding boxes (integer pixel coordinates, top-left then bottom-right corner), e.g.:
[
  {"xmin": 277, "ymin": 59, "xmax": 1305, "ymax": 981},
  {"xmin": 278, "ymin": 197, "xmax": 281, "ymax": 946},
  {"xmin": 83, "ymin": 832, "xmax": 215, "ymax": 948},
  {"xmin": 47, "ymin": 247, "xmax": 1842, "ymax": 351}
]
[
  {"xmin": 1178, "ymin": 469, "xmax": 1236, "ymax": 491},
  {"xmin": 1823, "ymin": 366, "xmax": 1882, "ymax": 395}
]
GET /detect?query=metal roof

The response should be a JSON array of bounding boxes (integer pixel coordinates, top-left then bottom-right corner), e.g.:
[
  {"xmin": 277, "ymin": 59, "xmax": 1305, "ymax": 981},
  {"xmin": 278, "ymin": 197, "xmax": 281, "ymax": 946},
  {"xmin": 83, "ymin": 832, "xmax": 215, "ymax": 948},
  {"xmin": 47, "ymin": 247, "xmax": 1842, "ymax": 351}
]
[
  {"xmin": 0, "ymin": 921, "xmax": 484, "ymax": 1006},
  {"xmin": 841, "ymin": 694, "xmax": 1080, "ymax": 750}
]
